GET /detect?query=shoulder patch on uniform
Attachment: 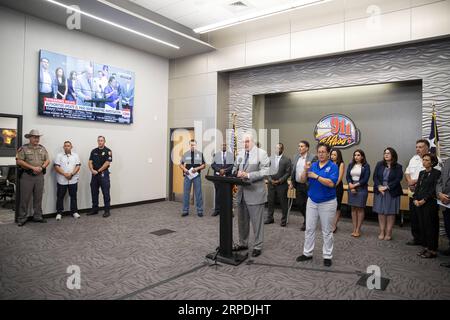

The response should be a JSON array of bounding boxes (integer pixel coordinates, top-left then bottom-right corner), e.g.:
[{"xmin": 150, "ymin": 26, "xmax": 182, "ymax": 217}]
[{"xmin": 108, "ymin": 151, "xmax": 112, "ymax": 156}]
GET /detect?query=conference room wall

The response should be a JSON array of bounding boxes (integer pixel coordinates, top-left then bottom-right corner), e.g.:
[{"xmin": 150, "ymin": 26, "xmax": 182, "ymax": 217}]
[
  {"xmin": 0, "ymin": 7, "xmax": 169, "ymax": 214},
  {"xmin": 264, "ymin": 81, "xmax": 422, "ymax": 182}
]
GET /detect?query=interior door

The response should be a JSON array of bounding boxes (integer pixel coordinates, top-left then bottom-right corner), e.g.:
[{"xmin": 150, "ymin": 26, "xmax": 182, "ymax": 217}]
[{"xmin": 170, "ymin": 128, "xmax": 194, "ymax": 202}]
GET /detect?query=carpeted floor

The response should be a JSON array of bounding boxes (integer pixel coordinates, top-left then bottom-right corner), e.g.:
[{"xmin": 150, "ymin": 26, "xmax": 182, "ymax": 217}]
[{"xmin": 0, "ymin": 201, "xmax": 449, "ymax": 300}]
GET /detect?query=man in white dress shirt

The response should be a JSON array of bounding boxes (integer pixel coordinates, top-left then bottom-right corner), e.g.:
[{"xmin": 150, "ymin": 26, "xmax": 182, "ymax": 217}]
[{"xmin": 54, "ymin": 141, "xmax": 81, "ymax": 221}]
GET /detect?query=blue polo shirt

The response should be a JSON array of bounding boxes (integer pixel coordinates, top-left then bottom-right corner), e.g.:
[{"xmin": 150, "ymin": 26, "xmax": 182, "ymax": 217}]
[{"xmin": 308, "ymin": 160, "xmax": 339, "ymax": 203}]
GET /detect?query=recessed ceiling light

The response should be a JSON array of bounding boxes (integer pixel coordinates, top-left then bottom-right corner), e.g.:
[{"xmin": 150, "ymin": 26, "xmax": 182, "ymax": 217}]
[
  {"xmin": 194, "ymin": 0, "xmax": 330, "ymax": 34},
  {"xmin": 45, "ymin": 0, "xmax": 180, "ymax": 49},
  {"xmin": 97, "ymin": 0, "xmax": 214, "ymax": 49}
]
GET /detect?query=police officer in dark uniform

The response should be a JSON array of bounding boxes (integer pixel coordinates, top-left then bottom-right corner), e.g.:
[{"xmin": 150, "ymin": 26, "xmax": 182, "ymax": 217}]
[{"xmin": 87, "ymin": 136, "xmax": 113, "ymax": 218}]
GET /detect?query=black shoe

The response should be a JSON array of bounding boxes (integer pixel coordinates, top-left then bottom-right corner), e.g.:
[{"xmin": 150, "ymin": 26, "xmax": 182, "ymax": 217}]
[
  {"xmin": 280, "ymin": 222, "xmax": 287, "ymax": 227},
  {"xmin": 17, "ymin": 221, "xmax": 26, "ymax": 227},
  {"xmin": 264, "ymin": 219, "xmax": 274, "ymax": 224},
  {"xmin": 406, "ymin": 240, "xmax": 422, "ymax": 246},
  {"xmin": 440, "ymin": 262, "xmax": 450, "ymax": 268},
  {"xmin": 103, "ymin": 211, "xmax": 110, "ymax": 218},
  {"xmin": 324, "ymin": 259, "xmax": 332, "ymax": 267},
  {"xmin": 211, "ymin": 211, "xmax": 219, "ymax": 216},
  {"xmin": 198, "ymin": 213, "xmax": 203, "ymax": 217},
  {"xmin": 440, "ymin": 248, "xmax": 450, "ymax": 256},
  {"xmin": 251, "ymin": 249, "xmax": 261, "ymax": 257},
  {"xmin": 87, "ymin": 210, "xmax": 99, "ymax": 216},
  {"xmin": 232, "ymin": 244, "xmax": 248, "ymax": 252},
  {"xmin": 32, "ymin": 218, "xmax": 47, "ymax": 223},
  {"xmin": 296, "ymin": 254, "xmax": 312, "ymax": 262},
  {"xmin": 181, "ymin": 212, "xmax": 189, "ymax": 217},
  {"xmin": 301, "ymin": 223, "xmax": 306, "ymax": 231}
]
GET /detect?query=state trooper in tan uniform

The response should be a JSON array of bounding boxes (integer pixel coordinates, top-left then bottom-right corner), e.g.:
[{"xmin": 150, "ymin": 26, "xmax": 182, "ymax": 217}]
[{"xmin": 16, "ymin": 129, "xmax": 50, "ymax": 226}]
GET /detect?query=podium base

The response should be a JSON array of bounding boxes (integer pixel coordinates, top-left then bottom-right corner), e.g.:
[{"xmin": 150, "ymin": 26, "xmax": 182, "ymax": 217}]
[{"xmin": 206, "ymin": 252, "xmax": 248, "ymax": 266}]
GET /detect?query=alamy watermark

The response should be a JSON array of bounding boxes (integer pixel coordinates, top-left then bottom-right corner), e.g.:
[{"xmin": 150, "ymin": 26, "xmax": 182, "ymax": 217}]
[{"xmin": 66, "ymin": 265, "xmax": 81, "ymax": 290}]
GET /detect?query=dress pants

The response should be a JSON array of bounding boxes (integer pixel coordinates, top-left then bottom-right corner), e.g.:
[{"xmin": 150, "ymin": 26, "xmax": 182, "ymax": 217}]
[
  {"xmin": 295, "ymin": 183, "xmax": 308, "ymax": 219},
  {"xmin": 267, "ymin": 182, "xmax": 289, "ymax": 224},
  {"xmin": 56, "ymin": 183, "xmax": 78, "ymax": 214},
  {"xmin": 238, "ymin": 198, "xmax": 265, "ymax": 250},
  {"xmin": 18, "ymin": 173, "xmax": 44, "ymax": 223},
  {"xmin": 409, "ymin": 198, "xmax": 422, "ymax": 243},
  {"xmin": 443, "ymin": 208, "xmax": 450, "ymax": 246},
  {"xmin": 91, "ymin": 172, "xmax": 111, "ymax": 212},
  {"xmin": 303, "ymin": 198, "xmax": 337, "ymax": 259},
  {"xmin": 416, "ymin": 201, "xmax": 439, "ymax": 251}
]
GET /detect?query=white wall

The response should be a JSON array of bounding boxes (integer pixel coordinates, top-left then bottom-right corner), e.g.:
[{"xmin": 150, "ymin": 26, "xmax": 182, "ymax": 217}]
[
  {"xmin": 0, "ymin": 7, "xmax": 169, "ymax": 214},
  {"xmin": 168, "ymin": 0, "xmax": 450, "ymax": 204}
]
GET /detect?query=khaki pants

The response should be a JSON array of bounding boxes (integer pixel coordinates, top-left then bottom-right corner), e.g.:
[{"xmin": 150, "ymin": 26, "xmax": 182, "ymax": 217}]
[{"xmin": 18, "ymin": 173, "xmax": 44, "ymax": 223}]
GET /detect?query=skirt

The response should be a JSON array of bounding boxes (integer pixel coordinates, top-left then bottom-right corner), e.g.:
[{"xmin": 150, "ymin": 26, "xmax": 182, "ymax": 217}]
[
  {"xmin": 347, "ymin": 188, "xmax": 368, "ymax": 208},
  {"xmin": 373, "ymin": 192, "xmax": 400, "ymax": 215}
]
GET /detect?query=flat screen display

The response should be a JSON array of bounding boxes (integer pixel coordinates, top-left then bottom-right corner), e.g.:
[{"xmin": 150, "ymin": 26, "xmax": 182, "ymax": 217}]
[{"xmin": 38, "ymin": 49, "xmax": 134, "ymax": 124}]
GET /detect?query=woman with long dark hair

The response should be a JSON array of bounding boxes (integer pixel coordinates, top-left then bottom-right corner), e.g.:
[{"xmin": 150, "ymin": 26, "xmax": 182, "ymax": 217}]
[
  {"xmin": 330, "ymin": 148, "xmax": 345, "ymax": 233},
  {"xmin": 55, "ymin": 67, "xmax": 67, "ymax": 100},
  {"xmin": 414, "ymin": 153, "xmax": 441, "ymax": 258},
  {"xmin": 346, "ymin": 149, "xmax": 371, "ymax": 237},
  {"xmin": 373, "ymin": 147, "xmax": 403, "ymax": 240}
]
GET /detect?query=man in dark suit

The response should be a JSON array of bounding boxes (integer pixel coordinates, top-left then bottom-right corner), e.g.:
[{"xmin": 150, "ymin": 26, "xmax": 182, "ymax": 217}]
[
  {"xmin": 211, "ymin": 143, "xmax": 234, "ymax": 216},
  {"xmin": 289, "ymin": 140, "xmax": 316, "ymax": 231},
  {"xmin": 265, "ymin": 143, "xmax": 292, "ymax": 227}
]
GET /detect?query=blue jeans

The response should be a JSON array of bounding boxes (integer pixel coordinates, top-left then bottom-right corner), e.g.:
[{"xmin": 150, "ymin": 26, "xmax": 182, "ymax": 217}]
[{"xmin": 183, "ymin": 175, "xmax": 203, "ymax": 215}]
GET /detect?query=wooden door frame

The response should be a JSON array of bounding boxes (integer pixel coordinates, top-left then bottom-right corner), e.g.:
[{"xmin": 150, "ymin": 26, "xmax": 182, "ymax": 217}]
[
  {"xmin": 0, "ymin": 113, "xmax": 23, "ymax": 222},
  {"xmin": 168, "ymin": 127, "xmax": 194, "ymax": 201}
]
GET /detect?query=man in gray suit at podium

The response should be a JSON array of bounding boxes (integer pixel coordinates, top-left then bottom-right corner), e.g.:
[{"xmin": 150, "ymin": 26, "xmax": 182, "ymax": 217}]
[{"xmin": 232, "ymin": 132, "xmax": 270, "ymax": 257}]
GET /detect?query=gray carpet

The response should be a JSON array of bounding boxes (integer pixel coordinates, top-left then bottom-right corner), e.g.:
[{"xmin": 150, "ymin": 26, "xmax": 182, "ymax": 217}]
[{"xmin": 1, "ymin": 201, "xmax": 450, "ymax": 300}]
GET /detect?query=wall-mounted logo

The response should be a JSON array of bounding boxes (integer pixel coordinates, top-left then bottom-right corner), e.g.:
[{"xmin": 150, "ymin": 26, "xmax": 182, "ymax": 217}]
[{"xmin": 314, "ymin": 114, "xmax": 360, "ymax": 148}]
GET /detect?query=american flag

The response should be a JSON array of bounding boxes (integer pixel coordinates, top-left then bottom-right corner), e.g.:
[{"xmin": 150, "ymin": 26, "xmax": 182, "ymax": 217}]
[{"xmin": 428, "ymin": 103, "xmax": 440, "ymax": 157}]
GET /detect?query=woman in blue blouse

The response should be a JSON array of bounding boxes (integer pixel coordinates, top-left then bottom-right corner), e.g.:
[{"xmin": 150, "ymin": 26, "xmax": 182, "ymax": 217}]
[
  {"xmin": 296, "ymin": 143, "xmax": 339, "ymax": 267},
  {"xmin": 346, "ymin": 149, "xmax": 371, "ymax": 238},
  {"xmin": 373, "ymin": 147, "xmax": 403, "ymax": 241}
]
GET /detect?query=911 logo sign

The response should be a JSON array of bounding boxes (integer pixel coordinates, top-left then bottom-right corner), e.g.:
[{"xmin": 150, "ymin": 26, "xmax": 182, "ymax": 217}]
[{"xmin": 314, "ymin": 114, "xmax": 360, "ymax": 148}]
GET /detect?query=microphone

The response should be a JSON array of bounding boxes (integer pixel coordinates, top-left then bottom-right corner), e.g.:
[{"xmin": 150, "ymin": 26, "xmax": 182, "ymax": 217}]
[{"xmin": 233, "ymin": 157, "xmax": 243, "ymax": 177}]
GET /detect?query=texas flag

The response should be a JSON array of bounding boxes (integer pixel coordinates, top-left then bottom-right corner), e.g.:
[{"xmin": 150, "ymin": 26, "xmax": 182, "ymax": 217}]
[{"xmin": 428, "ymin": 105, "xmax": 440, "ymax": 157}]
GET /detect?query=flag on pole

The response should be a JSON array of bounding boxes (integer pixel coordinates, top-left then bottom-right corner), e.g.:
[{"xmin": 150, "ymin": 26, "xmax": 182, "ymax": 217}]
[
  {"xmin": 231, "ymin": 113, "xmax": 238, "ymax": 194},
  {"xmin": 428, "ymin": 103, "xmax": 440, "ymax": 157}
]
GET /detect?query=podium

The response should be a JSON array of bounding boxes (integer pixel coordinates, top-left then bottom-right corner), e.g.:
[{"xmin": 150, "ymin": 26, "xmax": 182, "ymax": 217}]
[{"xmin": 205, "ymin": 175, "xmax": 251, "ymax": 266}]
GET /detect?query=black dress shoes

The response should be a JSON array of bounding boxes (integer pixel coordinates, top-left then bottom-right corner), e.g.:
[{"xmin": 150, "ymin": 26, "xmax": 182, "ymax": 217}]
[
  {"xmin": 300, "ymin": 223, "xmax": 306, "ymax": 231},
  {"xmin": 296, "ymin": 254, "xmax": 312, "ymax": 262},
  {"xmin": 211, "ymin": 211, "xmax": 220, "ymax": 216},
  {"xmin": 406, "ymin": 240, "xmax": 422, "ymax": 246},
  {"xmin": 280, "ymin": 222, "xmax": 287, "ymax": 227},
  {"xmin": 251, "ymin": 249, "xmax": 261, "ymax": 257},
  {"xmin": 232, "ymin": 244, "xmax": 248, "ymax": 252},
  {"xmin": 32, "ymin": 218, "xmax": 47, "ymax": 223},
  {"xmin": 103, "ymin": 211, "xmax": 110, "ymax": 218},
  {"xmin": 87, "ymin": 210, "xmax": 99, "ymax": 216},
  {"xmin": 18, "ymin": 221, "xmax": 26, "ymax": 227},
  {"xmin": 324, "ymin": 259, "xmax": 332, "ymax": 267},
  {"xmin": 264, "ymin": 219, "xmax": 274, "ymax": 224}
]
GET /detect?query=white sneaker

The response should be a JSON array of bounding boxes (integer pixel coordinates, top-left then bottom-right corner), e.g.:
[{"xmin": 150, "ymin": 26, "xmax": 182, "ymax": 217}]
[
  {"xmin": 73, "ymin": 212, "xmax": 80, "ymax": 219},
  {"xmin": 56, "ymin": 214, "xmax": 62, "ymax": 221}
]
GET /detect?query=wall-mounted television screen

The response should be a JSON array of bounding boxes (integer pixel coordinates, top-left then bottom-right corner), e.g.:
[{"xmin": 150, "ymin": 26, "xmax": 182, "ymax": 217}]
[{"xmin": 38, "ymin": 49, "xmax": 134, "ymax": 124}]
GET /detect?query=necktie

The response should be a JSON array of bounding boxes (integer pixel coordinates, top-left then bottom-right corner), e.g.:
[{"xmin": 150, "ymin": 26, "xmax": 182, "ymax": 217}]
[
  {"xmin": 223, "ymin": 152, "xmax": 226, "ymax": 165},
  {"xmin": 191, "ymin": 151, "xmax": 194, "ymax": 165},
  {"xmin": 243, "ymin": 151, "xmax": 249, "ymax": 168}
]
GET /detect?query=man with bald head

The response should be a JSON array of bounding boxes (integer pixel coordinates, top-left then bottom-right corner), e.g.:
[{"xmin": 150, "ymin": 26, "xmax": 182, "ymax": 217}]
[{"xmin": 232, "ymin": 132, "xmax": 270, "ymax": 257}]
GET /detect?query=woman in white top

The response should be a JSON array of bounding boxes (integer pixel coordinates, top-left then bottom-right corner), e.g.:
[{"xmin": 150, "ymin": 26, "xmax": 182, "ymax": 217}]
[{"xmin": 346, "ymin": 149, "xmax": 371, "ymax": 237}]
